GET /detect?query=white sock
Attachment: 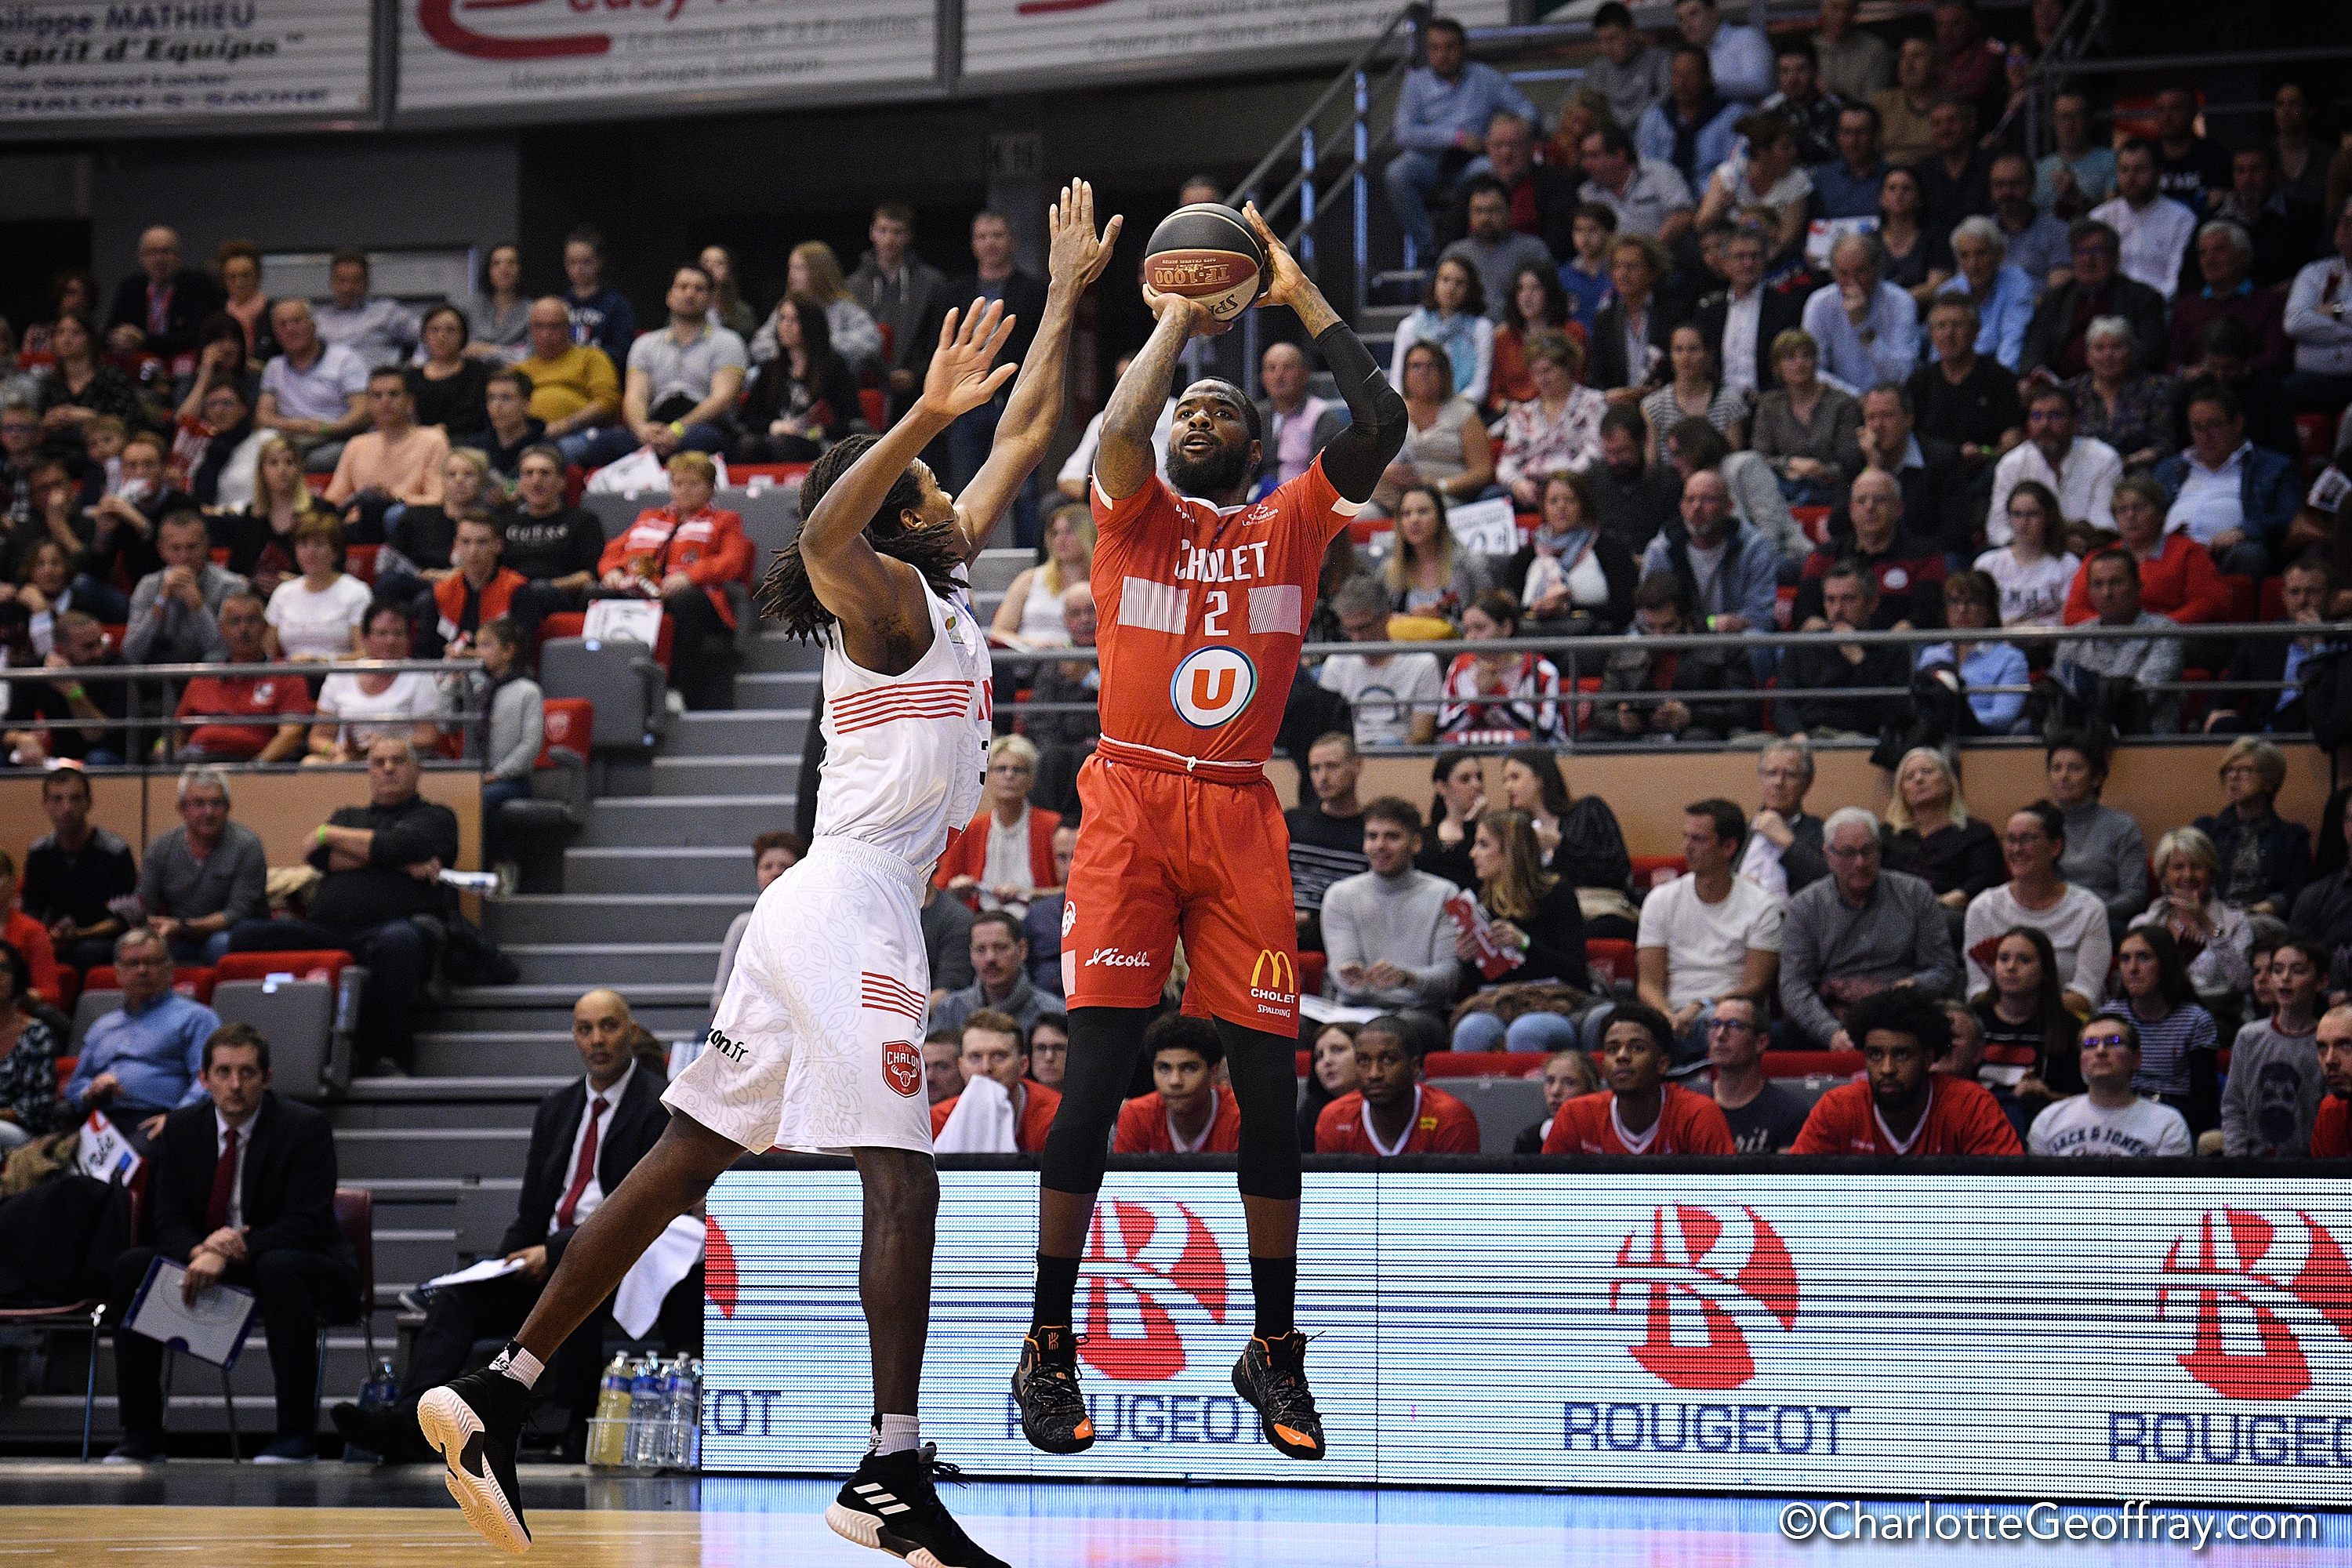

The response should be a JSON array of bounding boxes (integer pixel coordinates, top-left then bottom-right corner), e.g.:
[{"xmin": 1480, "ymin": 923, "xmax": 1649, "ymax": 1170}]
[
  {"xmin": 490, "ymin": 1342, "xmax": 543, "ymax": 1389},
  {"xmin": 876, "ymin": 1414, "xmax": 920, "ymax": 1456}
]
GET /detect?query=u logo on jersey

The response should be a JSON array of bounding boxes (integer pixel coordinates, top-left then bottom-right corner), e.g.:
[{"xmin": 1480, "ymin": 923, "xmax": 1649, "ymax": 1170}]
[{"xmin": 1170, "ymin": 645, "xmax": 1257, "ymax": 728}]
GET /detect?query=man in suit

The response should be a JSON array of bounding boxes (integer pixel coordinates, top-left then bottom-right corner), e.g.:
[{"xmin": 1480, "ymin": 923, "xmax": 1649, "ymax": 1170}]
[
  {"xmin": 2018, "ymin": 220, "xmax": 2170, "ymax": 382},
  {"xmin": 103, "ymin": 1022, "xmax": 355, "ymax": 1463},
  {"xmin": 1588, "ymin": 234, "xmax": 1677, "ymax": 395},
  {"xmin": 332, "ymin": 989, "xmax": 696, "ymax": 1463},
  {"xmin": 1693, "ymin": 228, "xmax": 1804, "ymax": 402},
  {"xmin": 103, "ymin": 227, "xmax": 225, "ymax": 362},
  {"xmin": 1848, "ymin": 382, "xmax": 1971, "ymax": 558},
  {"xmin": 2208, "ymin": 554, "xmax": 2331, "ymax": 734}
]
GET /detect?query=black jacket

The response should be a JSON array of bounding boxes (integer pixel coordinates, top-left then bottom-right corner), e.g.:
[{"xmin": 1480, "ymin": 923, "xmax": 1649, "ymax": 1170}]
[
  {"xmin": 1828, "ymin": 436, "xmax": 1973, "ymax": 557},
  {"xmin": 741, "ymin": 349, "xmax": 865, "ymax": 444},
  {"xmin": 1777, "ymin": 638, "xmax": 1911, "ymax": 737},
  {"xmin": 917, "ymin": 270, "xmax": 1048, "ymax": 390},
  {"xmin": 500, "ymin": 1065, "xmax": 670, "ymax": 1264},
  {"xmin": 2212, "ymin": 635, "xmax": 2316, "ymax": 735},
  {"xmin": 304, "ymin": 797, "xmax": 461, "ymax": 928},
  {"xmin": 2019, "ymin": 274, "xmax": 2170, "ymax": 380},
  {"xmin": 1586, "ymin": 299, "xmax": 1676, "ymax": 394},
  {"xmin": 1692, "ymin": 285, "xmax": 1806, "ymax": 401},
  {"xmin": 105, "ymin": 268, "xmax": 227, "ymax": 362},
  {"xmin": 1594, "ymin": 634, "xmax": 1755, "ymax": 741},
  {"xmin": 150, "ymin": 1092, "xmax": 353, "ymax": 1270},
  {"xmin": 2193, "ymin": 808, "xmax": 2313, "ymax": 917}
]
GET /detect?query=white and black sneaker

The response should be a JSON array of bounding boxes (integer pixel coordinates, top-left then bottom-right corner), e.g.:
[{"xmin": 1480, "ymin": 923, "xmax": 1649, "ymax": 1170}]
[
  {"xmin": 418, "ymin": 1366, "xmax": 535, "ymax": 1555},
  {"xmin": 825, "ymin": 1443, "xmax": 1008, "ymax": 1568}
]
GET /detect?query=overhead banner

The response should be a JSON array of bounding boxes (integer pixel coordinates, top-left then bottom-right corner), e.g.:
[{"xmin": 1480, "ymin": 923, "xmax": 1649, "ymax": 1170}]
[
  {"xmin": 960, "ymin": 0, "xmax": 1511, "ymax": 85},
  {"xmin": 397, "ymin": 0, "xmax": 938, "ymax": 118},
  {"xmin": 0, "ymin": 1, "xmax": 373, "ymax": 136},
  {"xmin": 704, "ymin": 1167, "xmax": 2352, "ymax": 1503}
]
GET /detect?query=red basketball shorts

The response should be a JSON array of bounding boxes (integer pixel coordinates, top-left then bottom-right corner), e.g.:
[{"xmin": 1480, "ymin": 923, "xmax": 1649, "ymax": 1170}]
[{"xmin": 1059, "ymin": 753, "xmax": 1300, "ymax": 1032}]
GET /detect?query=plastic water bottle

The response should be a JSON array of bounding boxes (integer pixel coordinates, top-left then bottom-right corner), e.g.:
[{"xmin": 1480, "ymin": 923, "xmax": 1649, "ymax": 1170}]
[
  {"xmin": 347, "ymin": 1357, "xmax": 397, "ymax": 1459},
  {"xmin": 623, "ymin": 1355, "xmax": 663, "ymax": 1468},
  {"xmin": 588, "ymin": 1354, "xmax": 631, "ymax": 1468},
  {"xmin": 677, "ymin": 1356, "xmax": 702, "ymax": 1471}
]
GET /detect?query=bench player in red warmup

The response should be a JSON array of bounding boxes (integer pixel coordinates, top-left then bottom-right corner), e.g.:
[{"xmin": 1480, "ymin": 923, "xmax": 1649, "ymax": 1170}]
[
  {"xmin": 1011, "ymin": 203, "xmax": 1406, "ymax": 1461},
  {"xmin": 1544, "ymin": 1002, "xmax": 1736, "ymax": 1154},
  {"xmin": 1792, "ymin": 987, "xmax": 2024, "ymax": 1154}
]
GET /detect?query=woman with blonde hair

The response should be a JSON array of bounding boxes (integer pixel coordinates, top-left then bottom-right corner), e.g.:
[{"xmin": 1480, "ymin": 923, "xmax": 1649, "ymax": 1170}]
[
  {"xmin": 1881, "ymin": 746, "xmax": 2002, "ymax": 913},
  {"xmin": 2190, "ymin": 736, "xmax": 2311, "ymax": 918},
  {"xmin": 931, "ymin": 733, "xmax": 1062, "ymax": 916},
  {"xmin": 753, "ymin": 240, "xmax": 882, "ymax": 377},
  {"xmin": 224, "ymin": 433, "xmax": 338, "ymax": 597},
  {"xmin": 1449, "ymin": 808, "xmax": 1592, "ymax": 1052},
  {"xmin": 2131, "ymin": 826, "xmax": 2253, "ymax": 1004},
  {"xmin": 991, "ymin": 504, "xmax": 1094, "ymax": 650},
  {"xmin": 1382, "ymin": 481, "xmax": 1492, "ymax": 633}
]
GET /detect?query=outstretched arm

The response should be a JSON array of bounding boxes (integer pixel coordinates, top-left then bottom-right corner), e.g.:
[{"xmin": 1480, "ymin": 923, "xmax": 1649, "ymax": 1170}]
[
  {"xmin": 956, "ymin": 180, "xmax": 1122, "ymax": 551},
  {"xmin": 1239, "ymin": 204, "xmax": 1406, "ymax": 503},
  {"xmin": 803, "ymin": 301, "xmax": 1015, "ymax": 672},
  {"xmin": 1096, "ymin": 292, "xmax": 1200, "ymax": 503}
]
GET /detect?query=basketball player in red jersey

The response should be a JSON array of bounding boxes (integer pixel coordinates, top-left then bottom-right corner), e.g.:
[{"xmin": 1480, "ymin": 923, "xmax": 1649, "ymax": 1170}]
[
  {"xmin": 1544, "ymin": 1002, "xmax": 1735, "ymax": 1154},
  {"xmin": 1011, "ymin": 205, "xmax": 1404, "ymax": 1461},
  {"xmin": 1792, "ymin": 988, "xmax": 2024, "ymax": 1154}
]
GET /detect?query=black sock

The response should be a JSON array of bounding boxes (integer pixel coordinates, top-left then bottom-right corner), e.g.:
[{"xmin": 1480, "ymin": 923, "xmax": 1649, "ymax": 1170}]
[
  {"xmin": 1250, "ymin": 1255, "xmax": 1297, "ymax": 1338},
  {"xmin": 1031, "ymin": 1253, "xmax": 1081, "ymax": 1331}
]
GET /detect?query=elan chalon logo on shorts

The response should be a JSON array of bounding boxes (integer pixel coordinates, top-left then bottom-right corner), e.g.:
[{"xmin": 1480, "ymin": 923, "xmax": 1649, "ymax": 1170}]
[{"xmin": 881, "ymin": 1040, "xmax": 921, "ymax": 1100}]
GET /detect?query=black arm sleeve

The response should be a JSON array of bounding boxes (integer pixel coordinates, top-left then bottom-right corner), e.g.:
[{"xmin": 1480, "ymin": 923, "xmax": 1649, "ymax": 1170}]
[{"xmin": 1314, "ymin": 321, "xmax": 1407, "ymax": 504}]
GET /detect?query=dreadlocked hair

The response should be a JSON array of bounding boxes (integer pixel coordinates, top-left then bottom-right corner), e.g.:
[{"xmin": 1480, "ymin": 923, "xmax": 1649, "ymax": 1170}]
[{"xmin": 758, "ymin": 434, "xmax": 967, "ymax": 640}]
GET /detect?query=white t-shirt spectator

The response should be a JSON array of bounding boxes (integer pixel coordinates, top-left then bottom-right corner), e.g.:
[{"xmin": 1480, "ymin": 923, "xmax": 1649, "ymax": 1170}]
[
  {"xmin": 2027, "ymin": 1094, "xmax": 2193, "ymax": 1156},
  {"xmin": 261, "ymin": 343, "xmax": 371, "ymax": 426},
  {"xmin": 1636, "ymin": 873, "xmax": 1785, "ymax": 1010},
  {"xmin": 265, "ymin": 574, "xmax": 372, "ymax": 661},
  {"xmin": 1319, "ymin": 652, "xmax": 1443, "ymax": 748},
  {"xmin": 315, "ymin": 670, "xmax": 445, "ymax": 750},
  {"xmin": 1962, "ymin": 881, "xmax": 2112, "ymax": 1000},
  {"xmin": 1973, "ymin": 546, "xmax": 2082, "ymax": 630}
]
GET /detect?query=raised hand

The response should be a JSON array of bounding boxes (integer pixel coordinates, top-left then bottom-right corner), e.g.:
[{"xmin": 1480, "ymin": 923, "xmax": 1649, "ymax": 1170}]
[
  {"xmin": 917, "ymin": 299, "xmax": 1020, "ymax": 421},
  {"xmin": 1047, "ymin": 179, "xmax": 1123, "ymax": 292},
  {"xmin": 1241, "ymin": 201, "xmax": 1311, "ymax": 312},
  {"xmin": 1141, "ymin": 281, "xmax": 1224, "ymax": 339}
]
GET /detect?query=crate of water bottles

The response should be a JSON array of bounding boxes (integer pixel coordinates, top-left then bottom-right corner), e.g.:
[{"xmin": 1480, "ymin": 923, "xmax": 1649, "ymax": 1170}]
[{"xmin": 586, "ymin": 1352, "xmax": 702, "ymax": 1472}]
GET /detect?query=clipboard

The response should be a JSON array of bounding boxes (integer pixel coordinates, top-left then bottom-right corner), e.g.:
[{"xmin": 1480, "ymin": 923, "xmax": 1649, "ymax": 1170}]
[{"xmin": 125, "ymin": 1256, "xmax": 259, "ymax": 1370}]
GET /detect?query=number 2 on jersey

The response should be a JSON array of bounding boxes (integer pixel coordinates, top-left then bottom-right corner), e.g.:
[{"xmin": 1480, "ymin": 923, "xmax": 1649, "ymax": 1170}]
[{"xmin": 1202, "ymin": 590, "xmax": 1229, "ymax": 637}]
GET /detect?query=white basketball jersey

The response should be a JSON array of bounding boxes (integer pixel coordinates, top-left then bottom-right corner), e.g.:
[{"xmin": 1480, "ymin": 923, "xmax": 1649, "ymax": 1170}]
[{"xmin": 811, "ymin": 576, "xmax": 989, "ymax": 868}]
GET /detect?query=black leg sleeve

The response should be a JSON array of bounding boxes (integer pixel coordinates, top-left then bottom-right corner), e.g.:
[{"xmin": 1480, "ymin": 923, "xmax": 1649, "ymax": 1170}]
[
  {"xmin": 1037, "ymin": 1005, "xmax": 1156, "ymax": 1196},
  {"xmin": 1218, "ymin": 1020, "xmax": 1304, "ymax": 1202}
]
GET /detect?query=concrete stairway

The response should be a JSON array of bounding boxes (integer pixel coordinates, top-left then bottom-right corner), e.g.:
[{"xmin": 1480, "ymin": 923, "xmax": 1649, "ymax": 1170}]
[{"xmin": 0, "ymin": 546, "xmax": 1040, "ymax": 1447}]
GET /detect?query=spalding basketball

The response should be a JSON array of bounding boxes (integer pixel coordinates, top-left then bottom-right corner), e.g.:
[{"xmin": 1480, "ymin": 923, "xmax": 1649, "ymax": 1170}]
[{"xmin": 1143, "ymin": 203, "xmax": 1268, "ymax": 321}]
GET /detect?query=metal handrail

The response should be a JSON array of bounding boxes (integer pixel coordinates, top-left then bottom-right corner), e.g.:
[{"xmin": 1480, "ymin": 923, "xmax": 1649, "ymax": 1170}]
[{"xmin": 2, "ymin": 657, "xmax": 490, "ymax": 744}]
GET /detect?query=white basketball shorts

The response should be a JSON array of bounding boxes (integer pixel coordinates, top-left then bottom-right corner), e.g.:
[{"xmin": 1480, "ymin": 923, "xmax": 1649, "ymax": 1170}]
[{"xmin": 663, "ymin": 836, "xmax": 935, "ymax": 1156}]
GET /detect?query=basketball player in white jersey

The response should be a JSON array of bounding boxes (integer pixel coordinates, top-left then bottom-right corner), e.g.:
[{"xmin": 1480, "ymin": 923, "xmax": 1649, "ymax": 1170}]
[{"xmin": 417, "ymin": 184, "xmax": 1120, "ymax": 1568}]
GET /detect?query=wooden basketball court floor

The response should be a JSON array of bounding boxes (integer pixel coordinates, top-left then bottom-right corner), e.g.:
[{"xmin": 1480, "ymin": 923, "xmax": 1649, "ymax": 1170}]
[{"xmin": 0, "ymin": 1465, "xmax": 2339, "ymax": 1565}]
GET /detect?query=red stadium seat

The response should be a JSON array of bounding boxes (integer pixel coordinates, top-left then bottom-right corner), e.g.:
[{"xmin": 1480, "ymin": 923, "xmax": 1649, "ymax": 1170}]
[
  {"xmin": 2259, "ymin": 577, "xmax": 2285, "ymax": 622},
  {"xmin": 1298, "ymin": 953, "xmax": 1326, "ymax": 996},
  {"xmin": 539, "ymin": 698, "xmax": 593, "ymax": 763},
  {"xmin": 1761, "ymin": 1049, "xmax": 1864, "ymax": 1080},
  {"xmin": 83, "ymin": 965, "xmax": 213, "ymax": 1004},
  {"xmin": 1791, "ymin": 505, "xmax": 1832, "ymax": 546},
  {"xmin": 346, "ymin": 543, "xmax": 379, "ymax": 584},
  {"xmin": 2222, "ymin": 574, "xmax": 2258, "ymax": 622},
  {"xmin": 1424, "ymin": 1051, "xmax": 1552, "ymax": 1078},
  {"xmin": 213, "ymin": 950, "xmax": 350, "ymax": 987},
  {"xmin": 564, "ymin": 466, "xmax": 587, "ymax": 507},
  {"xmin": 1773, "ymin": 584, "xmax": 1795, "ymax": 630},
  {"xmin": 858, "ymin": 389, "xmax": 885, "ymax": 429},
  {"xmin": 1585, "ymin": 937, "xmax": 1635, "ymax": 988},
  {"xmin": 54, "ymin": 1056, "xmax": 74, "ymax": 1098},
  {"xmin": 304, "ymin": 473, "xmax": 331, "ymax": 496},
  {"xmin": 211, "ymin": 547, "xmax": 230, "ymax": 567},
  {"xmin": 2296, "ymin": 413, "xmax": 2334, "ymax": 475},
  {"xmin": 99, "ymin": 624, "xmax": 126, "ymax": 655},
  {"xmin": 1631, "ymin": 855, "xmax": 1686, "ymax": 888}
]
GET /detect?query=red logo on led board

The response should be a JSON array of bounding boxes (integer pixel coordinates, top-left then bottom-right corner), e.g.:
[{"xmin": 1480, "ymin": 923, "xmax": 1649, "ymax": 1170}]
[
  {"xmin": 2158, "ymin": 1209, "xmax": 2352, "ymax": 1400},
  {"xmin": 1079, "ymin": 1200, "xmax": 1229, "ymax": 1381},
  {"xmin": 1611, "ymin": 1205, "xmax": 1799, "ymax": 1390}
]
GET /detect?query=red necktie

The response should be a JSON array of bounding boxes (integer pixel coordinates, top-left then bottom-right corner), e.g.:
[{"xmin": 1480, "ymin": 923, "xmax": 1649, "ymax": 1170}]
[
  {"xmin": 554, "ymin": 1096, "xmax": 608, "ymax": 1230},
  {"xmin": 205, "ymin": 1127, "xmax": 238, "ymax": 1232}
]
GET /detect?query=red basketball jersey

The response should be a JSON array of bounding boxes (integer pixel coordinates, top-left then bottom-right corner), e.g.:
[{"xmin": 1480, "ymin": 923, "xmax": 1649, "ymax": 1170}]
[
  {"xmin": 1542, "ymin": 1084, "xmax": 1737, "ymax": 1155},
  {"xmin": 1790, "ymin": 1076, "xmax": 2024, "ymax": 1155},
  {"xmin": 1090, "ymin": 457, "xmax": 1359, "ymax": 774}
]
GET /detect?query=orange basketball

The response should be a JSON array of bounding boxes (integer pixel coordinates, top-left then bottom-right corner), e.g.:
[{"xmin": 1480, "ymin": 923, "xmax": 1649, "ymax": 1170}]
[{"xmin": 1143, "ymin": 202, "xmax": 1269, "ymax": 321}]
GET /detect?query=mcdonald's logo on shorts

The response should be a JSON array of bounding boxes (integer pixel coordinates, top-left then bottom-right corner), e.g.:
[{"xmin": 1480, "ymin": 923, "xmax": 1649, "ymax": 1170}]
[{"xmin": 1249, "ymin": 949, "xmax": 1297, "ymax": 1014}]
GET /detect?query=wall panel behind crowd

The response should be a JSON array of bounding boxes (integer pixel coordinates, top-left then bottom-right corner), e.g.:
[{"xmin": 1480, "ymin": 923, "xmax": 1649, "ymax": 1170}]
[{"xmin": 86, "ymin": 136, "xmax": 523, "ymax": 294}]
